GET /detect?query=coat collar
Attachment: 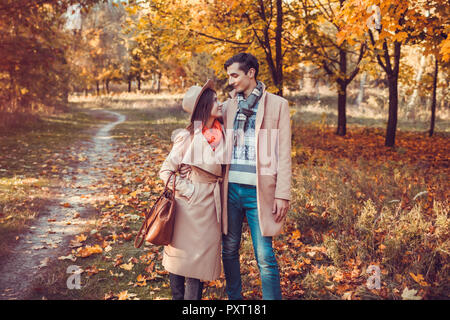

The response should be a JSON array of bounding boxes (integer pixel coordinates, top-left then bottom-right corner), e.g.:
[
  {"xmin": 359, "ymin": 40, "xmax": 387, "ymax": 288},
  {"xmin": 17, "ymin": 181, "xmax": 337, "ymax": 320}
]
[
  {"xmin": 226, "ymin": 82, "xmax": 267, "ymax": 134},
  {"xmin": 181, "ymin": 126, "xmax": 223, "ymax": 176}
]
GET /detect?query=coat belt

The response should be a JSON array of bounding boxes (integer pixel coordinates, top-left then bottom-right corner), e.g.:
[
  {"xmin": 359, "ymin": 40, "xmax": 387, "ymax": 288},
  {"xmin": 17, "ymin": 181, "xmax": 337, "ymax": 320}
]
[{"xmin": 190, "ymin": 168, "xmax": 223, "ymax": 223}]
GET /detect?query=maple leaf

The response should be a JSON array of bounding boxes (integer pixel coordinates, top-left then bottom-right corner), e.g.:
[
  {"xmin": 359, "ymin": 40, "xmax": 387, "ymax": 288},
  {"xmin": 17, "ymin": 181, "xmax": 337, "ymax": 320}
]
[
  {"xmin": 117, "ymin": 290, "xmax": 130, "ymax": 300},
  {"xmin": 76, "ymin": 234, "xmax": 87, "ymax": 243},
  {"xmin": 342, "ymin": 291, "xmax": 353, "ymax": 300},
  {"xmin": 135, "ymin": 274, "xmax": 147, "ymax": 287},
  {"xmin": 76, "ymin": 245, "xmax": 103, "ymax": 258},
  {"xmin": 409, "ymin": 273, "xmax": 429, "ymax": 287},
  {"xmin": 291, "ymin": 230, "xmax": 301, "ymax": 240},
  {"xmin": 401, "ymin": 287, "xmax": 422, "ymax": 300},
  {"xmin": 119, "ymin": 262, "xmax": 134, "ymax": 271}
]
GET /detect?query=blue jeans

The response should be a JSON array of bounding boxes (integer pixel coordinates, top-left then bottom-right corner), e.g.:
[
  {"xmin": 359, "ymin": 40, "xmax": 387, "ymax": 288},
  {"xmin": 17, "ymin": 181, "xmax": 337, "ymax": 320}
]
[{"xmin": 222, "ymin": 182, "xmax": 282, "ymax": 300}]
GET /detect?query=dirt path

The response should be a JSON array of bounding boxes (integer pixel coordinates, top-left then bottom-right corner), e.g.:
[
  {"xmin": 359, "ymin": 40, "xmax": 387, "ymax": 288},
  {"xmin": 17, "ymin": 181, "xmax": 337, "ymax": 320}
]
[{"xmin": 0, "ymin": 109, "xmax": 126, "ymax": 300}]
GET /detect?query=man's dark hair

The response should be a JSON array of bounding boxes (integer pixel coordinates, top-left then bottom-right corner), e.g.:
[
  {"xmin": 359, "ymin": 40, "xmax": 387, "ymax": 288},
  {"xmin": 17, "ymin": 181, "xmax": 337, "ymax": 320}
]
[{"xmin": 224, "ymin": 53, "xmax": 259, "ymax": 79}]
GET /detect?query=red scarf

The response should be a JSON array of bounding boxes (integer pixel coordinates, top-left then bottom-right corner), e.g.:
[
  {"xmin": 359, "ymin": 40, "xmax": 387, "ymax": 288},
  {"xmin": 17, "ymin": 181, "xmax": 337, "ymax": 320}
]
[{"xmin": 202, "ymin": 119, "xmax": 223, "ymax": 151}]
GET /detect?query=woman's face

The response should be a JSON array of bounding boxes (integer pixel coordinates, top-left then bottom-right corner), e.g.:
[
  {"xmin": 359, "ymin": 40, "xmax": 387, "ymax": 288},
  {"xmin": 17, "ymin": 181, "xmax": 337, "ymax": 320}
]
[{"xmin": 209, "ymin": 93, "xmax": 223, "ymax": 119}]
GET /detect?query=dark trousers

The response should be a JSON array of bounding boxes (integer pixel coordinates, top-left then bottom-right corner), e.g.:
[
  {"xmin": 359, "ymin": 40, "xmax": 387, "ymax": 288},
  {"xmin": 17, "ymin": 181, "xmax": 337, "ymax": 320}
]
[{"xmin": 169, "ymin": 273, "xmax": 203, "ymax": 300}]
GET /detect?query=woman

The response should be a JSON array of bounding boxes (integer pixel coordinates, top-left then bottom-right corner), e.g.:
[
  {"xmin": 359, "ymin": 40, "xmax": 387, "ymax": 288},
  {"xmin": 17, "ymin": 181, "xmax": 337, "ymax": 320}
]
[{"xmin": 159, "ymin": 79, "xmax": 225, "ymax": 300}]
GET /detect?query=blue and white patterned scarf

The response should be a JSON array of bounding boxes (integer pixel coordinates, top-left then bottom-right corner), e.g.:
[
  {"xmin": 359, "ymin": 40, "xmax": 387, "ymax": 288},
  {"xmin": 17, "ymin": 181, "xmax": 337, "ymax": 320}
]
[{"xmin": 233, "ymin": 81, "xmax": 263, "ymax": 146}]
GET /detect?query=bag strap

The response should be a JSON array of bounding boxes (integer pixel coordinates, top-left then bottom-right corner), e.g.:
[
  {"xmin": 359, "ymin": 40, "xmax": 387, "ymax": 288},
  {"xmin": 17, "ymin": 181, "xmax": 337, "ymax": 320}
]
[{"xmin": 134, "ymin": 170, "xmax": 178, "ymax": 248}]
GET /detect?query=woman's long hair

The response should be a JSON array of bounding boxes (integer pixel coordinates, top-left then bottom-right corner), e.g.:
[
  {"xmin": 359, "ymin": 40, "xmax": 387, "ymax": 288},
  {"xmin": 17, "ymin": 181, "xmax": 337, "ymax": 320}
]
[{"xmin": 186, "ymin": 88, "xmax": 216, "ymax": 135}]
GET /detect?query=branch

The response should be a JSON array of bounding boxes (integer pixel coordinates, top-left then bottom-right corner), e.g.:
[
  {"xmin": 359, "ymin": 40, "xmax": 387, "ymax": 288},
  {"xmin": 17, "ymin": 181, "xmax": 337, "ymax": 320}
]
[
  {"xmin": 382, "ymin": 39, "xmax": 393, "ymax": 74},
  {"xmin": 368, "ymin": 29, "xmax": 388, "ymax": 73},
  {"xmin": 323, "ymin": 61, "xmax": 335, "ymax": 76},
  {"xmin": 244, "ymin": 12, "xmax": 269, "ymax": 56},
  {"xmin": 188, "ymin": 29, "xmax": 252, "ymax": 46}
]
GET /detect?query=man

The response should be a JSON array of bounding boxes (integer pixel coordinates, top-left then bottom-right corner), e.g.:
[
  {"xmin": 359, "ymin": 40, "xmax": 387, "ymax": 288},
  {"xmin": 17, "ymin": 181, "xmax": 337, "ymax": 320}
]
[{"xmin": 220, "ymin": 52, "xmax": 291, "ymax": 300}]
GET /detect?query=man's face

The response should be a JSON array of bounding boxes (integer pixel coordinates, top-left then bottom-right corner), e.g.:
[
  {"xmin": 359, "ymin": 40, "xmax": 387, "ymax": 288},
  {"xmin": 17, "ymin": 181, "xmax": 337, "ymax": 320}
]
[{"xmin": 226, "ymin": 62, "xmax": 255, "ymax": 94}]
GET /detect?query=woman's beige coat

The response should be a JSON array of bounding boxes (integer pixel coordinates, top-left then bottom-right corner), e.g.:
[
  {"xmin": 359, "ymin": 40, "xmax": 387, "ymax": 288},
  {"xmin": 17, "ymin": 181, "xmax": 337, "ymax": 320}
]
[{"xmin": 159, "ymin": 127, "xmax": 225, "ymax": 281}]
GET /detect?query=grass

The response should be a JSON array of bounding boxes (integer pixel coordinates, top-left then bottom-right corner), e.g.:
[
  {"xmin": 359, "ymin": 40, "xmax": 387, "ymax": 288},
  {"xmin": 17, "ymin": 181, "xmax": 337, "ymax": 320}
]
[{"xmin": 0, "ymin": 106, "xmax": 112, "ymax": 259}]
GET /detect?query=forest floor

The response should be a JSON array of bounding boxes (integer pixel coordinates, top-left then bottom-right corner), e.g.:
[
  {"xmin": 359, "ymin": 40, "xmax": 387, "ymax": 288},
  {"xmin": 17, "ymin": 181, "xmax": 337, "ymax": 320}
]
[{"xmin": 0, "ymin": 92, "xmax": 448, "ymax": 300}]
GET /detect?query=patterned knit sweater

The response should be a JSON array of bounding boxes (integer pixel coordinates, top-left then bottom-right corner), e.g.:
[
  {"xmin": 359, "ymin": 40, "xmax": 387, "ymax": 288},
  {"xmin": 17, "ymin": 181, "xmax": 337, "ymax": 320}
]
[{"xmin": 228, "ymin": 101, "xmax": 259, "ymax": 186}]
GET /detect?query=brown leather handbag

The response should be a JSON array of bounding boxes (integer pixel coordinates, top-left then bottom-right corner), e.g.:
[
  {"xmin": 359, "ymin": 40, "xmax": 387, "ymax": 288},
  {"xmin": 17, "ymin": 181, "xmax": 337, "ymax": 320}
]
[{"xmin": 134, "ymin": 170, "xmax": 178, "ymax": 248}]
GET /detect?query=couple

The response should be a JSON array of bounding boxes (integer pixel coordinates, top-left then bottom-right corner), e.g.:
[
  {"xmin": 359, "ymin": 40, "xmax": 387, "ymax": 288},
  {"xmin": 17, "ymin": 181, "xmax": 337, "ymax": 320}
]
[{"xmin": 158, "ymin": 53, "xmax": 292, "ymax": 300}]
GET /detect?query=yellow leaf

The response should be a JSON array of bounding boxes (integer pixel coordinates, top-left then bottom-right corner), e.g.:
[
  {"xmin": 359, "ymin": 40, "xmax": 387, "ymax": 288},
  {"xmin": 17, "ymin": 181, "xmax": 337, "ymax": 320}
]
[
  {"xmin": 409, "ymin": 273, "xmax": 429, "ymax": 286},
  {"xmin": 76, "ymin": 245, "xmax": 103, "ymax": 258},
  {"xmin": 291, "ymin": 230, "xmax": 301, "ymax": 240},
  {"xmin": 235, "ymin": 29, "xmax": 242, "ymax": 40},
  {"xmin": 119, "ymin": 262, "xmax": 134, "ymax": 271},
  {"xmin": 76, "ymin": 234, "xmax": 87, "ymax": 243},
  {"xmin": 117, "ymin": 290, "xmax": 130, "ymax": 300}
]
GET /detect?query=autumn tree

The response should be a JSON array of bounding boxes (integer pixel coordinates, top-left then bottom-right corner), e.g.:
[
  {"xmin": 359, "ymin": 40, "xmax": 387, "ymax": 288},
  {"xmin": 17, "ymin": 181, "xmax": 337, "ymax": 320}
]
[
  {"xmin": 126, "ymin": 0, "xmax": 304, "ymax": 96},
  {"xmin": 0, "ymin": 0, "xmax": 104, "ymax": 118},
  {"xmin": 290, "ymin": 0, "xmax": 366, "ymax": 136},
  {"xmin": 337, "ymin": 0, "xmax": 443, "ymax": 147},
  {"xmin": 75, "ymin": 0, "xmax": 128, "ymax": 95},
  {"xmin": 124, "ymin": 1, "xmax": 188, "ymax": 92},
  {"xmin": 416, "ymin": 0, "xmax": 449, "ymax": 137}
]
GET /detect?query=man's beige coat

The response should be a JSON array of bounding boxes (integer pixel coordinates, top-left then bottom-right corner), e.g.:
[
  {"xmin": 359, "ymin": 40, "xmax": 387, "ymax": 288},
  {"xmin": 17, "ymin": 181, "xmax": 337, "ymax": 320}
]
[{"xmin": 222, "ymin": 83, "xmax": 292, "ymax": 237}]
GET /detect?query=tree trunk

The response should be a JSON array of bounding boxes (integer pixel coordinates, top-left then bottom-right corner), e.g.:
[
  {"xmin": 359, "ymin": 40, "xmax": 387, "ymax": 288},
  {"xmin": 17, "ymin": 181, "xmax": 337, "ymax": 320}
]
[
  {"xmin": 337, "ymin": 80, "xmax": 347, "ymax": 136},
  {"xmin": 156, "ymin": 72, "xmax": 161, "ymax": 93},
  {"xmin": 429, "ymin": 57, "xmax": 438, "ymax": 137},
  {"xmin": 105, "ymin": 79, "xmax": 110, "ymax": 94},
  {"xmin": 128, "ymin": 78, "xmax": 132, "ymax": 93},
  {"xmin": 385, "ymin": 73, "xmax": 399, "ymax": 147},
  {"xmin": 275, "ymin": 0, "xmax": 283, "ymax": 96},
  {"xmin": 384, "ymin": 41, "xmax": 401, "ymax": 147},
  {"xmin": 137, "ymin": 75, "xmax": 141, "ymax": 91},
  {"xmin": 96, "ymin": 81, "xmax": 100, "ymax": 96},
  {"xmin": 336, "ymin": 47, "xmax": 347, "ymax": 136}
]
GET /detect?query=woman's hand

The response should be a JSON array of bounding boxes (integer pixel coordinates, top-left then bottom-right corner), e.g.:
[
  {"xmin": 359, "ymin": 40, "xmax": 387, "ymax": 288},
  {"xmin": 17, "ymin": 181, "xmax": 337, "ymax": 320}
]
[{"xmin": 179, "ymin": 164, "xmax": 192, "ymax": 179}]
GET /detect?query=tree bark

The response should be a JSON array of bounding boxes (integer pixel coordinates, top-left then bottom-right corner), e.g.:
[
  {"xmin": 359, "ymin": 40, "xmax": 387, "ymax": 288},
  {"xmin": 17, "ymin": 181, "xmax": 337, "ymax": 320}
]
[
  {"xmin": 275, "ymin": 0, "xmax": 283, "ymax": 96},
  {"xmin": 429, "ymin": 57, "xmax": 438, "ymax": 137},
  {"xmin": 384, "ymin": 41, "xmax": 401, "ymax": 147},
  {"xmin": 337, "ymin": 80, "xmax": 347, "ymax": 136},
  {"xmin": 336, "ymin": 47, "xmax": 347, "ymax": 136},
  {"xmin": 385, "ymin": 73, "xmax": 399, "ymax": 147},
  {"xmin": 156, "ymin": 72, "xmax": 161, "ymax": 93}
]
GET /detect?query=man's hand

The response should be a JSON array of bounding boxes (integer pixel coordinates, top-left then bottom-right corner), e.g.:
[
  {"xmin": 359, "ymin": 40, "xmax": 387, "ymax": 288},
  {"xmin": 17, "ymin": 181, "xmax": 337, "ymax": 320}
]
[
  {"xmin": 179, "ymin": 164, "xmax": 192, "ymax": 179},
  {"xmin": 272, "ymin": 198, "xmax": 290, "ymax": 223}
]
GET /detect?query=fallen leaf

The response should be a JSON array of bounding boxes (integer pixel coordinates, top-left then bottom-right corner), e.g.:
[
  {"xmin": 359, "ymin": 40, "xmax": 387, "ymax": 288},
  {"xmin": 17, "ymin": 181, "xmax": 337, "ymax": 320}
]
[
  {"xmin": 58, "ymin": 254, "xmax": 77, "ymax": 262},
  {"xmin": 119, "ymin": 262, "xmax": 134, "ymax": 271},
  {"xmin": 117, "ymin": 290, "xmax": 130, "ymax": 300},
  {"xmin": 38, "ymin": 257, "xmax": 49, "ymax": 268},
  {"xmin": 401, "ymin": 287, "xmax": 422, "ymax": 300},
  {"xmin": 342, "ymin": 291, "xmax": 352, "ymax": 300},
  {"xmin": 76, "ymin": 245, "xmax": 103, "ymax": 258}
]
